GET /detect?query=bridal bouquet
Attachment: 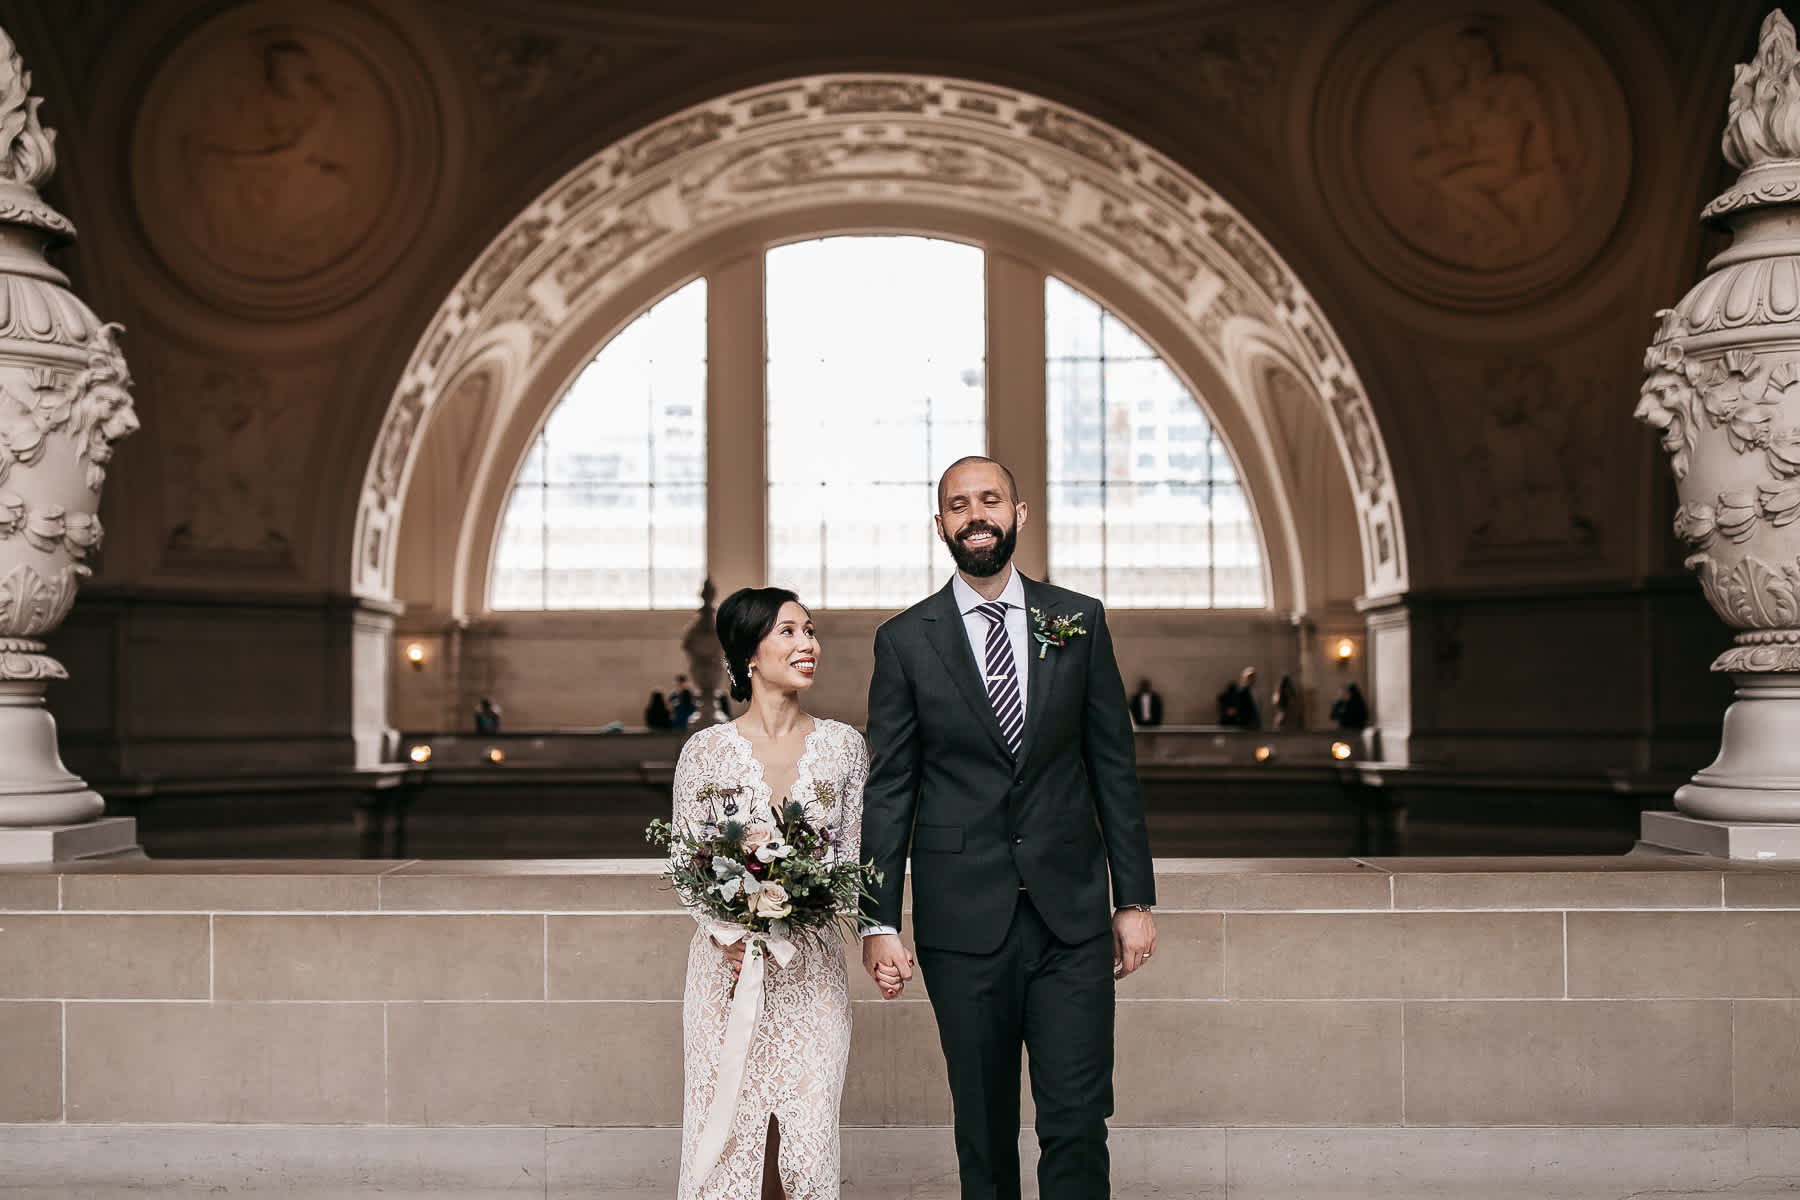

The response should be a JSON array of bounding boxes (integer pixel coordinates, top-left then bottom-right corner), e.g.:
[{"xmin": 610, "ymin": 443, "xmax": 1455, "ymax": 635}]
[{"xmin": 645, "ymin": 780, "xmax": 882, "ymax": 946}]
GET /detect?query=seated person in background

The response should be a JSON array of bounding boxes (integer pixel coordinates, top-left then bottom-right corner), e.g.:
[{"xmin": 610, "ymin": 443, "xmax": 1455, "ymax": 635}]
[
  {"xmin": 1131, "ymin": 678, "xmax": 1164, "ymax": 727},
  {"xmin": 668, "ymin": 674, "xmax": 698, "ymax": 731},
  {"xmin": 473, "ymin": 696, "xmax": 502, "ymax": 735},
  {"xmin": 1217, "ymin": 667, "xmax": 1260, "ymax": 729},
  {"xmin": 644, "ymin": 690, "xmax": 674, "ymax": 730},
  {"xmin": 1330, "ymin": 681, "xmax": 1369, "ymax": 731}
]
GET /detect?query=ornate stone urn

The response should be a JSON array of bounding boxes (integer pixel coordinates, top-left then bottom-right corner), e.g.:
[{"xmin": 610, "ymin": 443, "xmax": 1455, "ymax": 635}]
[
  {"xmin": 1638, "ymin": 10, "xmax": 1800, "ymax": 826},
  {"xmin": 0, "ymin": 30, "xmax": 138, "ymax": 833}
]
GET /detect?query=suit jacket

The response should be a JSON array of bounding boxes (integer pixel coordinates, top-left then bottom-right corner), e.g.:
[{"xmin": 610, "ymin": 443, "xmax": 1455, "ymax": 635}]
[{"xmin": 861, "ymin": 574, "xmax": 1156, "ymax": 955}]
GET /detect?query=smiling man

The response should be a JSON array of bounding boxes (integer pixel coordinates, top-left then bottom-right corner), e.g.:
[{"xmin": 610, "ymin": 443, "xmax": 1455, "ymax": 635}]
[{"xmin": 859, "ymin": 454, "xmax": 1157, "ymax": 1200}]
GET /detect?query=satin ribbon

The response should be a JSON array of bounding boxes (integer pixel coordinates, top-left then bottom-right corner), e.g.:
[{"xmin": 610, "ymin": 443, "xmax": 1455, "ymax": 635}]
[{"xmin": 690, "ymin": 928, "xmax": 797, "ymax": 1186}]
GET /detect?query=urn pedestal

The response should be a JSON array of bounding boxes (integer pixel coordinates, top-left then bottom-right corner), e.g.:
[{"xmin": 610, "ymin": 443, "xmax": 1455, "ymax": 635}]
[
  {"xmin": 0, "ymin": 34, "xmax": 139, "ymax": 860},
  {"xmin": 1636, "ymin": 11, "xmax": 1800, "ymax": 857}
]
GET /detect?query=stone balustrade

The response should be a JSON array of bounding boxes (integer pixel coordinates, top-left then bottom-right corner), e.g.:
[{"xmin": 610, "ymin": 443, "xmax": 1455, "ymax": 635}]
[{"xmin": 2, "ymin": 856, "xmax": 1799, "ymax": 1198}]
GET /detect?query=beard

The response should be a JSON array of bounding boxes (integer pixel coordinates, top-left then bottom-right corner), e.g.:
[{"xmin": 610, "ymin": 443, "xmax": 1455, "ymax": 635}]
[{"xmin": 943, "ymin": 517, "xmax": 1018, "ymax": 577}]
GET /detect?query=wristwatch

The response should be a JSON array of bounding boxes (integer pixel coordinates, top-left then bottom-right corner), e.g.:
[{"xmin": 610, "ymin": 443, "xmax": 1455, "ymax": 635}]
[{"xmin": 1117, "ymin": 903, "xmax": 1153, "ymax": 912}]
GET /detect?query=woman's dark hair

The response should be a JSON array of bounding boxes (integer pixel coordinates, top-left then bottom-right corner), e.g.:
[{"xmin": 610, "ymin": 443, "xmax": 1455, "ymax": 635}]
[{"xmin": 716, "ymin": 586, "xmax": 804, "ymax": 703}]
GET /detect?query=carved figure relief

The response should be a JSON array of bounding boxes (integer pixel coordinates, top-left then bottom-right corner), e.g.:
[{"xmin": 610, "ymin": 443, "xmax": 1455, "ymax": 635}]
[
  {"xmin": 177, "ymin": 35, "xmax": 376, "ymax": 279},
  {"xmin": 1455, "ymin": 357, "xmax": 1600, "ymax": 552},
  {"xmin": 157, "ymin": 363, "xmax": 306, "ymax": 563},
  {"xmin": 1401, "ymin": 26, "xmax": 1573, "ymax": 270},
  {"xmin": 132, "ymin": 2, "xmax": 437, "ymax": 316},
  {"xmin": 1317, "ymin": 7, "xmax": 1628, "ymax": 306}
]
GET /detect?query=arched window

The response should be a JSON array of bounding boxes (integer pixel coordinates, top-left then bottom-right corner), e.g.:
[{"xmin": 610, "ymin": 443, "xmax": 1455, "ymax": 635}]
[
  {"xmin": 491, "ymin": 278, "xmax": 707, "ymax": 609},
  {"xmin": 766, "ymin": 236, "xmax": 985, "ymax": 607},
  {"xmin": 488, "ymin": 254, "xmax": 1269, "ymax": 613},
  {"xmin": 1045, "ymin": 277, "xmax": 1266, "ymax": 607}
]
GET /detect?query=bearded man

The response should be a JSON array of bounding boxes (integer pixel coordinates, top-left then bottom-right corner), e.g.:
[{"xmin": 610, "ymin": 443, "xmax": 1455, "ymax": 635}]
[{"xmin": 859, "ymin": 454, "xmax": 1158, "ymax": 1200}]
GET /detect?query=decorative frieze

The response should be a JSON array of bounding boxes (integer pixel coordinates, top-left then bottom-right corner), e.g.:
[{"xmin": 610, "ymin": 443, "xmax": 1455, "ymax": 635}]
[{"xmin": 356, "ymin": 73, "xmax": 1409, "ymax": 607}]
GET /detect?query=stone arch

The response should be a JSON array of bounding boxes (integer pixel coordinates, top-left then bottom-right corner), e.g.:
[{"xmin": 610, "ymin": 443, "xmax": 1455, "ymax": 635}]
[{"xmin": 360, "ymin": 73, "xmax": 1408, "ymax": 608}]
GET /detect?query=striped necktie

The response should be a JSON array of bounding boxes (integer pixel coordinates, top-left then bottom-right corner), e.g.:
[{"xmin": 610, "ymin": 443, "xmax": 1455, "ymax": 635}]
[{"xmin": 975, "ymin": 601, "xmax": 1023, "ymax": 756}]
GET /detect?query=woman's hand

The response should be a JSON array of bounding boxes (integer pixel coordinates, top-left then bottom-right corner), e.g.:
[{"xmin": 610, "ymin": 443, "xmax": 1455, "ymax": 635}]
[{"xmin": 721, "ymin": 939, "xmax": 747, "ymax": 977}]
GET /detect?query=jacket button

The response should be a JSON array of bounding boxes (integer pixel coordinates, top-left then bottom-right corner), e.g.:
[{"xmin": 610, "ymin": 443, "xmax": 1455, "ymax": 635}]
[{"xmin": 1013, "ymin": 835, "xmax": 1023, "ymax": 844}]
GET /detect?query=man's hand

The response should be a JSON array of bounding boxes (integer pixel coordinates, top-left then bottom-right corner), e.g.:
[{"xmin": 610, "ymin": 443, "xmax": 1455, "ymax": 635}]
[
  {"xmin": 1112, "ymin": 908, "xmax": 1156, "ymax": 979},
  {"xmin": 862, "ymin": 932, "xmax": 914, "ymax": 999}
]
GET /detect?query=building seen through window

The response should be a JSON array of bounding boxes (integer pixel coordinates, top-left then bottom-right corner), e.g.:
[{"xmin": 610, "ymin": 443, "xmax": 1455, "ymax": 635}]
[
  {"xmin": 1045, "ymin": 276, "xmax": 1266, "ymax": 608},
  {"xmin": 491, "ymin": 278, "xmax": 707, "ymax": 609},
  {"xmin": 766, "ymin": 236, "xmax": 986, "ymax": 608}
]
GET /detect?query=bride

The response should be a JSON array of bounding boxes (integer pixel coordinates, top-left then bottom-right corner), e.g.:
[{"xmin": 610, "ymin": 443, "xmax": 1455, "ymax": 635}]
[{"xmin": 671, "ymin": 586, "xmax": 895, "ymax": 1199}]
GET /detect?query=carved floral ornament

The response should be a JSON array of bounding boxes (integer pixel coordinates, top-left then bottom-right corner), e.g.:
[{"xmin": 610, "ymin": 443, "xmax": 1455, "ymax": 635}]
[
  {"xmin": 1635, "ymin": 8, "xmax": 1800, "ymax": 675},
  {"xmin": 357, "ymin": 73, "xmax": 1407, "ymax": 601}
]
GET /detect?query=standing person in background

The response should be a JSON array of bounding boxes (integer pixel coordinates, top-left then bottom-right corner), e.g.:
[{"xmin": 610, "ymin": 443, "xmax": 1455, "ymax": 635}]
[
  {"xmin": 1130, "ymin": 678, "xmax": 1163, "ymax": 727},
  {"xmin": 1216, "ymin": 667, "xmax": 1260, "ymax": 729},
  {"xmin": 1331, "ymin": 681, "xmax": 1370, "ymax": 731},
  {"xmin": 473, "ymin": 696, "xmax": 502, "ymax": 735},
  {"xmin": 1270, "ymin": 675, "xmax": 1301, "ymax": 731}
]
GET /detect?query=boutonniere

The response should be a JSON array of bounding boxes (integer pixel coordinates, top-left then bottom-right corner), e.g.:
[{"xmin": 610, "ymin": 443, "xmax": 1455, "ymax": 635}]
[
  {"xmin": 696, "ymin": 782, "xmax": 746, "ymax": 820},
  {"xmin": 1029, "ymin": 606, "xmax": 1087, "ymax": 659}
]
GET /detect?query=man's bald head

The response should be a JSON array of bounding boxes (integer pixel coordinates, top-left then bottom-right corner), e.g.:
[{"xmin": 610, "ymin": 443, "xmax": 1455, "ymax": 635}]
[{"xmin": 936, "ymin": 455, "xmax": 1019, "ymax": 512}]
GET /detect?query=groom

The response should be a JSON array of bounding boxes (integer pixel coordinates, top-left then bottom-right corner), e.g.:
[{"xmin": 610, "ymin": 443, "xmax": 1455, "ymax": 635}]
[{"xmin": 861, "ymin": 455, "xmax": 1157, "ymax": 1200}]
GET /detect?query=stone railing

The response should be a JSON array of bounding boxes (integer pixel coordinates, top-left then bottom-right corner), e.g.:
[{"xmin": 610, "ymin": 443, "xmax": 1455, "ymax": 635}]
[{"xmin": 2, "ymin": 856, "xmax": 1798, "ymax": 1198}]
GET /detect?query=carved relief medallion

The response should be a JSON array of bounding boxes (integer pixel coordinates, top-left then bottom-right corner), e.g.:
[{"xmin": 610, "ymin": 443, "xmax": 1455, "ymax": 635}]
[
  {"xmin": 1314, "ymin": 3, "xmax": 1629, "ymax": 307},
  {"xmin": 130, "ymin": 1, "xmax": 439, "ymax": 316},
  {"xmin": 140, "ymin": 349, "xmax": 313, "ymax": 567}
]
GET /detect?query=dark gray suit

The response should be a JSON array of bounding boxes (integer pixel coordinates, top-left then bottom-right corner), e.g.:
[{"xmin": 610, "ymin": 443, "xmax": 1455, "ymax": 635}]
[{"xmin": 862, "ymin": 574, "xmax": 1155, "ymax": 1199}]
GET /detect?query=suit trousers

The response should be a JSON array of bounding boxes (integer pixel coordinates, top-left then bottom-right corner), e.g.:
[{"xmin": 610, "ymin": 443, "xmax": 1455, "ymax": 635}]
[{"xmin": 915, "ymin": 891, "xmax": 1115, "ymax": 1200}]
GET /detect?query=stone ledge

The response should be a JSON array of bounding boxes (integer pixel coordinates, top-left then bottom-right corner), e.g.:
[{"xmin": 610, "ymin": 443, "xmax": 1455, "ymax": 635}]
[{"xmin": 0, "ymin": 854, "xmax": 1768, "ymax": 914}]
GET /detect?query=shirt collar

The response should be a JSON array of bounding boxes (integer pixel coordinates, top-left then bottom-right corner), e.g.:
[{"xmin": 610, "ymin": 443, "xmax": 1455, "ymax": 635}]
[{"xmin": 952, "ymin": 565, "xmax": 1025, "ymax": 616}]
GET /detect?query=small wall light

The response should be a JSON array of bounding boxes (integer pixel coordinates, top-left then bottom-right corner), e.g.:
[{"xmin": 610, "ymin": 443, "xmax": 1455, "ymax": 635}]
[
  {"xmin": 1335, "ymin": 638, "xmax": 1355, "ymax": 664},
  {"xmin": 405, "ymin": 642, "xmax": 426, "ymax": 669},
  {"xmin": 1254, "ymin": 744, "xmax": 1273, "ymax": 763},
  {"xmin": 1331, "ymin": 741, "xmax": 1353, "ymax": 761},
  {"xmin": 408, "ymin": 744, "xmax": 432, "ymax": 764},
  {"xmin": 485, "ymin": 747, "xmax": 505, "ymax": 765}
]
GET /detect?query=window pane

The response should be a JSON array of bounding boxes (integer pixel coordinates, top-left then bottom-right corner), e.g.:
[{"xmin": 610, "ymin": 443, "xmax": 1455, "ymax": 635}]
[
  {"xmin": 490, "ymin": 277, "xmax": 707, "ymax": 610},
  {"xmin": 1045, "ymin": 276, "xmax": 1266, "ymax": 608},
  {"xmin": 766, "ymin": 237, "xmax": 985, "ymax": 607}
]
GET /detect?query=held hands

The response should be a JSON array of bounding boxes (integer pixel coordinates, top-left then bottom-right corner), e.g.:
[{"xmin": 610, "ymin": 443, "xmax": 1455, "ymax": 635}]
[
  {"xmin": 1112, "ymin": 908, "xmax": 1156, "ymax": 980},
  {"xmin": 861, "ymin": 932, "xmax": 914, "ymax": 999}
]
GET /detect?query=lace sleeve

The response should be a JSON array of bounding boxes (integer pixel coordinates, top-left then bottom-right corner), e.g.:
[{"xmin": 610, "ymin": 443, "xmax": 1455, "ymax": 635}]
[
  {"xmin": 836, "ymin": 725, "xmax": 869, "ymax": 871},
  {"xmin": 671, "ymin": 731, "xmax": 746, "ymax": 946}
]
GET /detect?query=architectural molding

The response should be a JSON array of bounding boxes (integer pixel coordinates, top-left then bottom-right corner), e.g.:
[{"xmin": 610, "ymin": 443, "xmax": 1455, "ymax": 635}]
[{"xmin": 356, "ymin": 72, "xmax": 1407, "ymax": 606}]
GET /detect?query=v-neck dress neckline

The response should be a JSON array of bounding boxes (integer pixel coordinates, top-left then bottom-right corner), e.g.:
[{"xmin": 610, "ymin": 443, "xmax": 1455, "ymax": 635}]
[{"xmin": 725, "ymin": 718, "xmax": 824, "ymax": 816}]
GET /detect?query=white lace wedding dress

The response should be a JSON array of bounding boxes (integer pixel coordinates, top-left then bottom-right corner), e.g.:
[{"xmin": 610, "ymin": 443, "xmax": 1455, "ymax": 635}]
[{"xmin": 673, "ymin": 718, "xmax": 868, "ymax": 1200}]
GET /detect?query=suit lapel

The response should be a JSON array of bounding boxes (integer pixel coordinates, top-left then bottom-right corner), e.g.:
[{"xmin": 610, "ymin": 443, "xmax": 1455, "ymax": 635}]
[
  {"xmin": 1017, "ymin": 575, "xmax": 1063, "ymax": 766},
  {"xmin": 922, "ymin": 582, "xmax": 1015, "ymax": 760}
]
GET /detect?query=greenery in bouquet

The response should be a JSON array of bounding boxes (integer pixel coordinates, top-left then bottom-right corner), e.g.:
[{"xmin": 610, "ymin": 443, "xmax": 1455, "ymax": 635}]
[{"xmin": 645, "ymin": 780, "xmax": 882, "ymax": 947}]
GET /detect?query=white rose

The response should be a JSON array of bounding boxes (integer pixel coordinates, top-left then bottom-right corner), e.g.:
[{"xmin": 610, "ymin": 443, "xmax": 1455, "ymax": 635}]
[
  {"xmin": 742, "ymin": 822, "xmax": 779, "ymax": 858},
  {"xmin": 749, "ymin": 882, "xmax": 791, "ymax": 919}
]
